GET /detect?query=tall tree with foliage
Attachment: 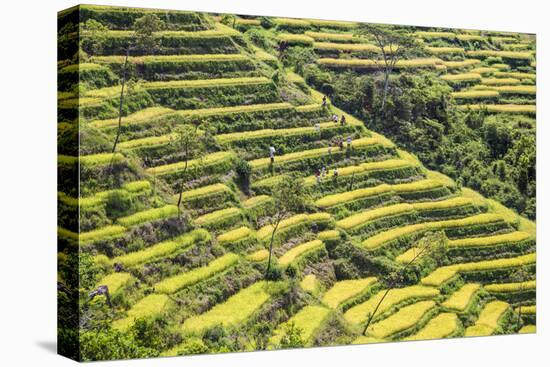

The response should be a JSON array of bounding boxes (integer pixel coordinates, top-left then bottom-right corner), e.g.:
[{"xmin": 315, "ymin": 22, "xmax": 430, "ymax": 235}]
[
  {"xmin": 355, "ymin": 24, "xmax": 419, "ymax": 110},
  {"xmin": 80, "ymin": 19, "xmax": 108, "ymax": 58},
  {"xmin": 265, "ymin": 176, "xmax": 309, "ymax": 278},
  {"xmin": 111, "ymin": 14, "xmax": 165, "ymax": 154}
]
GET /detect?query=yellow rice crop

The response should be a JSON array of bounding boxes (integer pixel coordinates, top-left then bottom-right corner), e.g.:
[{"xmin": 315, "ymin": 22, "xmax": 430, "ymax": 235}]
[
  {"xmin": 421, "ymin": 253, "xmax": 536, "ymax": 287},
  {"xmin": 490, "ymin": 85, "xmax": 536, "ymax": 95},
  {"xmin": 277, "ymin": 33, "xmax": 315, "ymax": 45},
  {"xmin": 305, "ymin": 31, "xmax": 360, "ymax": 42},
  {"xmin": 426, "ymin": 170, "xmax": 456, "ymax": 187},
  {"xmin": 492, "ymin": 63, "xmax": 511, "ymax": 70},
  {"xmin": 249, "ymin": 137, "xmax": 379, "ymax": 170},
  {"xmin": 416, "ymin": 31, "xmax": 484, "ymax": 41},
  {"xmin": 246, "ymin": 249, "xmax": 269, "ymax": 262},
  {"xmin": 269, "ymin": 305, "xmax": 331, "ymax": 347},
  {"xmin": 362, "ymin": 213, "xmax": 504, "ymax": 250},
  {"xmin": 337, "ymin": 197, "xmax": 472, "ymax": 231},
  {"xmin": 415, "ymin": 31, "xmax": 456, "ymax": 39},
  {"xmin": 217, "ymin": 226, "xmax": 252, "ymax": 244},
  {"xmin": 485, "ymin": 197, "xmax": 522, "ymax": 226},
  {"xmin": 93, "ymin": 103, "xmax": 292, "ymax": 129},
  {"xmin": 304, "ymin": 159, "xmax": 410, "ymax": 186},
  {"xmin": 317, "ymin": 230, "xmax": 340, "ymax": 241},
  {"xmin": 194, "ymin": 207, "xmax": 241, "ymax": 226},
  {"xmin": 485, "ymin": 280, "xmax": 536, "ymax": 293},
  {"xmin": 86, "ymin": 77, "xmax": 271, "ymax": 100},
  {"xmin": 96, "ymin": 22, "xmax": 239, "ymax": 39},
  {"xmin": 300, "ymin": 274, "xmax": 318, "ymax": 293},
  {"xmin": 117, "ymin": 205, "xmax": 179, "ymax": 227},
  {"xmin": 216, "ymin": 120, "xmax": 360, "ymax": 144},
  {"xmin": 404, "ymin": 313, "xmax": 459, "ymax": 341},
  {"xmin": 441, "ymin": 73, "xmax": 482, "ymax": 83},
  {"xmin": 316, "ymin": 184, "xmax": 393, "ymax": 208},
  {"xmin": 448, "ymin": 231, "xmax": 531, "ymax": 248},
  {"xmin": 427, "ymin": 47, "xmax": 465, "ymax": 55},
  {"xmin": 519, "ymin": 324, "xmax": 536, "ymax": 334},
  {"xmin": 456, "ymin": 104, "xmax": 536, "ymax": 114},
  {"xmin": 146, "ymin": 151, "xmax": 235, "ymax": 176},
  {"xmin": 184, "ymin": 183, "xmax": 231, "ymax": 201},
  {"xmin": 80, "ymin": 225, "xmax": 127, "ymax": 244},
  {"xmin": 442, "ymin": 283, "xmax": 481, "ymax": 311},
  {"xmin": 315, "ymin": 179, "xmax": 442, "ymax": 208},
  {"xmin": 154, "ymin": 253, "xmax": 239, "ymax": 294},
  {"xmin": 412, "ymin": 196, "xmax": 473, "ymax": 210},
  {"xmin": 494, "ymin": 71, "xmax": 536, "ymax": 80},
  {"xmin": 442, "ymin": 59, "xmax": 481, "ymax": 69},
  {"xmin": 278, "ymin": 240, "xmax": 325, "ymax": 266},
  {"xmin": 111, "ymin": 229, "xmax": 210, "ymax": 267},
  {"xmin": 395, "ymin": 247, "xmax": 425, "ymax": 264},
  {"xmin": 466, "ymin": 50, "xmax": 533, "ymax": 60},
  {"xmin": 451, "ymin": 90, "xmax": 500, "ymax": 99},
  {"xmin": 273, "ymin": 17, "xmax": 311, "ymax": 27},
  {"xmin": 118, "ymin": 134, "xmax": 178, "ymax": 150},
  {"xmin": 181, "ymin": 281, "xmax": 274, "ymax": 335},
  {"xmin": 89, "ymin": 107, "xmax": 174, "ymax": 129},
  {"xmin": 481, "ymin": 77, "xmax": 521, "ymax": 86},
  {"xmin": 464, "ymin": 301, "xmax": 510, "ymax": 336},
  {"xmin": 336, "ymin": 203, "xmax": 415, "ymax": 230},
  {"xmin": 322, "ymin": 277, "xmax": 377, "ymax": 309},
  {"xmin": 113, "ymin": 294, "xmax": 171, "ymax": 330},
  {"xmin": 366, "ymin": 301, "xmax": 437, "ymax": 339},
  {"xmin": 96, "ymin": 272, "xmax": 133, "ymax": 294},
  {"xmin": 470, "ymin": 67, "xmax": 499, "ymax": 75},
  {"xmin": 235, "ymin": 18, "xmax": 261, "ymax": 25},
  {"xmin": 318, "ymin": 58, "xmax": 443, "ymax": 70},
  {"xmin": 352, "ymin": 336, "xmax": 386, "ymax": 345},
  {"xmin": 242, "ymin": 195, "xmax": 272, "ymax": 208},
  {"xmin": 145, "ymin": 77, "xmax": 271, "ymax": 91},
  {"xmin": 94, "ymin": 53, "xmax": 249, "ymax": 65},
  {"xmin": 519, "ymin": 305, "xmax": 536, "ymax": 314},
  {"xmin": 59, "ymin": 153, "xmax": 125, "ymax": 167},
  {"xmin": 255, "ymin": 213, "xmax": 332, "ymax": 241},
  {"xmin": 314, "ymin": 42, "xmax": 380, "ymax": 52},
  {"xmin": 344, "ymin": 285, "xmax": 439, "ymax": 325},
  {"xmin": 308, "ymin": 19, "xmax": 358, "ymax": 28}
]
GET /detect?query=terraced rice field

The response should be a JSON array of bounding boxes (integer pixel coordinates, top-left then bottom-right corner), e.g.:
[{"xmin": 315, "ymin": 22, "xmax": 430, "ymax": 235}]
[{"xmin": 58, "ymin": 5, "xmax": 536, "ymax": 361}]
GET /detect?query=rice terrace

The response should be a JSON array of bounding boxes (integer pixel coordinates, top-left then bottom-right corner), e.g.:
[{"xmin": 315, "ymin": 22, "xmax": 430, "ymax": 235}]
[{"xmin": 57, "ymin": 5, "xmax": 536, "ymax": 362}]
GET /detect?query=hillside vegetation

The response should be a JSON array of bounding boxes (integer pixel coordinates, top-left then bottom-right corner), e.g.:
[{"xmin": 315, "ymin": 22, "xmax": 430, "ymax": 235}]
[{"xmin": 57, "ymin": 6, "xmax": 536, "ymax": 362}]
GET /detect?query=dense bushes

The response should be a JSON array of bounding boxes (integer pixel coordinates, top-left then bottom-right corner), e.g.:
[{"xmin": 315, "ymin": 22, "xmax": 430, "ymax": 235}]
[{"xmin": 302, "ymin": 66, "xmax": 536, "ymax": 219}]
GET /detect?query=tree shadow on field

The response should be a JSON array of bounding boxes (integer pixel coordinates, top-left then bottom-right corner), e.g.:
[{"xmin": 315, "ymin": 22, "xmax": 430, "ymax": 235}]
[{"xmin": 36, "ymin": 340, "xmax": 57, "ymax": 354}]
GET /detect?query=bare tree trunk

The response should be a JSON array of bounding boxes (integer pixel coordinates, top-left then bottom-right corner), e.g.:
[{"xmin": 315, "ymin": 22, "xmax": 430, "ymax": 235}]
[
  {"xmin": 381, "ymin": 68, "xmax": 390, "ymax": 111},
  {"xmin": 111, "ymin": 47, "xmax": 130, "ymax": 153},
  {"xmin": 177, "ymin": 145, "xmax": 189, "ymax": 214},
  {"xmin": 517, "ymin": 284, "xmax": 524, "ymax": 329},
  {"xmin": 176, "ymin": 164, "xmax": 188, "ymax": 213},
  {"xmin": 349, "ymin": 172, "xmax": 356, "ymax": 191},
  {"xmin": 363, "ymin": 287, "xmax": 391, "ymax": 335},
  {"xmin": 517, "ymin": 303, "xmax": 523, "ymax": 329},
  {"xmin": 265, "ymin": 215, "xmax": 282, "ymax": 278},
  {"xmin": 362, "ymin": 241, "xmax": 431, "ymax": 335}
]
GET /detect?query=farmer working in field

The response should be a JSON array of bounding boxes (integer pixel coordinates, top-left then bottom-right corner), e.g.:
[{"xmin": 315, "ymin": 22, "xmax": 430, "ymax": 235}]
[{"xmin": 269, "ymin": 146, "xmax": 276, "ymax": 164}]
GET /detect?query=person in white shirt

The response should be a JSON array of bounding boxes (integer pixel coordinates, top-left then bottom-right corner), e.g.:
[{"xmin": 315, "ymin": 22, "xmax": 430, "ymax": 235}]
[
  {"xmin": 314, "ymin": 123, "xmax": 321, "ymax": 133},
  {"xmin": 269, "ymin": 146, "xmax": 276, "ymax": 164}
]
